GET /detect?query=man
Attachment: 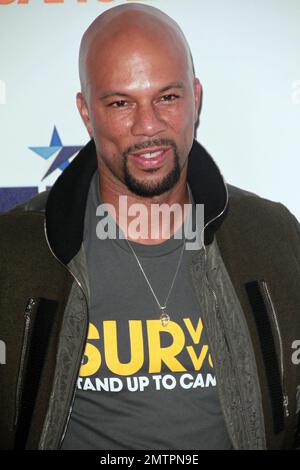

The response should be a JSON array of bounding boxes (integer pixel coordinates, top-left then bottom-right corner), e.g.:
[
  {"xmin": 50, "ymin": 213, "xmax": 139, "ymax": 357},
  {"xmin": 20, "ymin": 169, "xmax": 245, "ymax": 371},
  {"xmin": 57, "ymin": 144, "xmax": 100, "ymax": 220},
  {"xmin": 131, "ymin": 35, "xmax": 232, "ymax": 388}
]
[{"xmin": 0, "ymin": 3, "xmax": 299, "ymax": 450}]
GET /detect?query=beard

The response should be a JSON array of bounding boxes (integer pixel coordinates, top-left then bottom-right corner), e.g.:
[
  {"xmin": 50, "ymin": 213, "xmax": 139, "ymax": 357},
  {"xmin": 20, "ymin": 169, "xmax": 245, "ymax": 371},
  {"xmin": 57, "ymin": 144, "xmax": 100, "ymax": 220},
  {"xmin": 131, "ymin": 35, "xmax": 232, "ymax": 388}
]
[{"xmin": 122, "ymin": 138, "xmax": 181, "ymax": 197}]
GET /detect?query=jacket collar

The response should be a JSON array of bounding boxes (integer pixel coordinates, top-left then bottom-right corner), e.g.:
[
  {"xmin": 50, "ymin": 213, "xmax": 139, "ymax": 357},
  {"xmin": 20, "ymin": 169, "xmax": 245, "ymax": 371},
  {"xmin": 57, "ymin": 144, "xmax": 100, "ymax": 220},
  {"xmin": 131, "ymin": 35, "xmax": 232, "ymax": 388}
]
[{"xmin": 45, "ymin": 139, "xmax": 228, "ymax": 265}]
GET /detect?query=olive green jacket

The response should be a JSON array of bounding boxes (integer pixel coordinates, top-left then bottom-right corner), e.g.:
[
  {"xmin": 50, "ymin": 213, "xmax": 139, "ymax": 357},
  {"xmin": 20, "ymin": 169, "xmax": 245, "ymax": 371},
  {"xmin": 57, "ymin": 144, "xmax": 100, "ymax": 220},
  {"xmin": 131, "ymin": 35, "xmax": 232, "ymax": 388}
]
[{"xmin": 0, "ymin": 140, "xmax": 300, "ymax": 449}]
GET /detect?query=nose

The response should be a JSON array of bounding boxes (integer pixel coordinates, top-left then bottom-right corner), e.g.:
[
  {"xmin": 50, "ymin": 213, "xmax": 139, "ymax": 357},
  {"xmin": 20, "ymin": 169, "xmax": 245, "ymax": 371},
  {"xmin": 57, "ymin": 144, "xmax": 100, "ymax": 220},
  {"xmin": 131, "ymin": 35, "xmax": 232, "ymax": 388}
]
[{"xmin": 131, "ymin": 103, "xmax": 167, "ymax": 137}]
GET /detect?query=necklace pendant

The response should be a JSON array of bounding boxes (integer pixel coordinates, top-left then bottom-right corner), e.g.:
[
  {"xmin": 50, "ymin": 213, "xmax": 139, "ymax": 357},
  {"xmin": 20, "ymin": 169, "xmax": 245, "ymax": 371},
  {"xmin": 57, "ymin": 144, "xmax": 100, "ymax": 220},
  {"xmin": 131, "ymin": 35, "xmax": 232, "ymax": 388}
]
[{"xmin": 160, "ymin": 311, "xmax": 170, "ymax": 327}]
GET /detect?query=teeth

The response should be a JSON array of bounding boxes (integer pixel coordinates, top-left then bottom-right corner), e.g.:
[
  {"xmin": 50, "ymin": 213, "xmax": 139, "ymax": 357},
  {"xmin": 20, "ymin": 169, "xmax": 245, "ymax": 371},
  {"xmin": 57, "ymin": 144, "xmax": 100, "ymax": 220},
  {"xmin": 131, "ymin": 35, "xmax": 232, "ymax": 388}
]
[{"xmin": 140, "ymin": 151, "xmax": 162, "ymax": 159}]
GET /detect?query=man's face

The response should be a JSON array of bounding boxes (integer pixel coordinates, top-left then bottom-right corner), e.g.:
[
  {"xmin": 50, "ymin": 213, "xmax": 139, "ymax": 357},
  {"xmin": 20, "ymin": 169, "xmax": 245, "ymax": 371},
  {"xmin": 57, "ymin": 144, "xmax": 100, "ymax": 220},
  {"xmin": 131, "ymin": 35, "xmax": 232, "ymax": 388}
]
[{"xmin": 77, "ymin": 31, "xmax": 201, "ymax": 197}]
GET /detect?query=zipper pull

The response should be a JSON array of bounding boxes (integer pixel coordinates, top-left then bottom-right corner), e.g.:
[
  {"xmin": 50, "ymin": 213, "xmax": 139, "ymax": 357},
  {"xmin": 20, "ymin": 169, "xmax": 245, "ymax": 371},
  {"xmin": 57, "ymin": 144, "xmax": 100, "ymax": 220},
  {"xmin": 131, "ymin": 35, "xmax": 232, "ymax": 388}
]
[
  {"xmin": 283, "ymin": 394, "xmax": 289, "ymax": 417},
  {"xmin": 24, "ymin": 298, "xmax": 37, "ymax": 318}
]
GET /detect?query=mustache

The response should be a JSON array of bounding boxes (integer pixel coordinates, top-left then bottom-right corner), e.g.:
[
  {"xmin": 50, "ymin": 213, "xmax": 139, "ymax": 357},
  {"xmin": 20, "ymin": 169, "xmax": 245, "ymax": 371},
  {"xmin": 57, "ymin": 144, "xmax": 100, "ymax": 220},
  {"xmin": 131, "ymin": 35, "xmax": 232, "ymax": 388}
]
[{"xmin": 124, "ymin": 138, "xmax": 177, "ymax": 156}]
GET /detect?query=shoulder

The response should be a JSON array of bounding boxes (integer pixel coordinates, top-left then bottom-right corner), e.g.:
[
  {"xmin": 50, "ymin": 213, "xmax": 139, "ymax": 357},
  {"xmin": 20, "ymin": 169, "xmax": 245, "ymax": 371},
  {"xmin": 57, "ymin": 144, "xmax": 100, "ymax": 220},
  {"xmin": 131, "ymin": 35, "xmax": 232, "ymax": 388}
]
[
  {"xmin": 0, "ymin": 191, "xmax": 49, "ymax": 244},
  {"xmin": 12, "ymin": 190, "xmax": 49, "ymax": 213},
  {"xmin": 224, "ymin": 183, "xmax": 300, "ymax": 248},
  {"xmin": 227, "ymin": 183, "xmax": 297, "ymax": 221},
  {"xmin": 227, "ymin": 184, "xmax": 258, "ymax": 199}
]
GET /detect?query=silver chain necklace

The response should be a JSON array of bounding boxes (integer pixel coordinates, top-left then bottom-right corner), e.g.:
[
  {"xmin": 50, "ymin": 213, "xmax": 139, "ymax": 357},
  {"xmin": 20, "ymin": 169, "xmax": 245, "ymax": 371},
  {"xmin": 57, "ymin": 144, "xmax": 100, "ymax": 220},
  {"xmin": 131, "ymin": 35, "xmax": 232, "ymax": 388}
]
[
  {"xmin": 125, "ymin": 237, "xmax": 185, "ymax": 327},
  {"xmin": 125, "ymin": 186, "xmax": 191, "ymax": 327}
]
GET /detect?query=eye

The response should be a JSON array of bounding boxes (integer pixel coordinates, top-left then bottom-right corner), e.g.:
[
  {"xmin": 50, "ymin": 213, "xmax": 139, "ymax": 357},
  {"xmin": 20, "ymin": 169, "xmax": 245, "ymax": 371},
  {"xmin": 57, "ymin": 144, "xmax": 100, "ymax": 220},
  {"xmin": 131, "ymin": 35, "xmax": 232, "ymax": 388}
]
[
  {"xmin": 160, "ymin": 94, "xmax": 180, "ymax": 102},
  {"xmin": 108, "ymin": 100, "xmax": 128, "ymax": 108}
]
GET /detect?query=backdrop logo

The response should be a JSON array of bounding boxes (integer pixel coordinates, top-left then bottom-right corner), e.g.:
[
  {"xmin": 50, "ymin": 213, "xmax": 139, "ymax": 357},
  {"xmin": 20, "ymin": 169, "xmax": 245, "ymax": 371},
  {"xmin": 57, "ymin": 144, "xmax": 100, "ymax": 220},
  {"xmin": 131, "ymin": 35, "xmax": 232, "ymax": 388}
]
[
  {"xmin": 29, "ymin": 126, "xmax": 82, "ymax": 180},
  {"xmin": 0, "ymin": 127, "xmax": 82, "ymax": 212}
]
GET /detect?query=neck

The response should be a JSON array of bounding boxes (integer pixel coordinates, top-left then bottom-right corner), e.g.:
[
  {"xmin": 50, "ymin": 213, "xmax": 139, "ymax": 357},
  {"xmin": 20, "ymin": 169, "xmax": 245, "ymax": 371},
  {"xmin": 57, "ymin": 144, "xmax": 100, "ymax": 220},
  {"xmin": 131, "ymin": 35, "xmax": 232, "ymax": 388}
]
[{"xmin": 98, "ymin": 165, "xmax": 190, "ymax": 245}]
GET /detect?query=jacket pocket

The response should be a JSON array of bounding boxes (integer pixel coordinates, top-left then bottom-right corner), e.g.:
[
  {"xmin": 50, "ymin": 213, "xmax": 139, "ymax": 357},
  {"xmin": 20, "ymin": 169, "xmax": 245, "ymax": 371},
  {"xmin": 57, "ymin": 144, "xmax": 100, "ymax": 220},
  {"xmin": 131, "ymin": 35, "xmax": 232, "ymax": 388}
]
[
  {"xmin": 14, "ymin": 297, "xmax": 58, "ymax": 449},
  {"xmin": 245, "ymin": 280, "xmax": 289, "ymax": 434}
]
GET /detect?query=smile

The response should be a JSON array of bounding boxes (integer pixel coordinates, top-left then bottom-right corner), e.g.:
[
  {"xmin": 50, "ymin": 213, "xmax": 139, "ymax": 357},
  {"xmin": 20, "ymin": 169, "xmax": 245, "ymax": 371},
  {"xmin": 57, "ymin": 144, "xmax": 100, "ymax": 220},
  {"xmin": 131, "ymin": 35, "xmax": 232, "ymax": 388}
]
[
  {"xmin": 138, "ymin": 150, "xmax": 164, "ymax": 159},
  {"xmin": 128, "ymin": 147, "xmax": 171, "ymax": 169}
]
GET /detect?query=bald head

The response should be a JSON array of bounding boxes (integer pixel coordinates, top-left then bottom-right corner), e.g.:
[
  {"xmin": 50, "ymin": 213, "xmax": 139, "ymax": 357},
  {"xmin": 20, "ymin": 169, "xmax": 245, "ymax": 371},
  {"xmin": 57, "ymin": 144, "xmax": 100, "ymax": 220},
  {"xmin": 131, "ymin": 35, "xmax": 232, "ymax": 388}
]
[
  {"xmin": 76, "ymin": 3, "xmax": 202, "ymax": 199},
  {"xmin": 79, "ymin": 3, "xmax": 195, "ymax": 97}
]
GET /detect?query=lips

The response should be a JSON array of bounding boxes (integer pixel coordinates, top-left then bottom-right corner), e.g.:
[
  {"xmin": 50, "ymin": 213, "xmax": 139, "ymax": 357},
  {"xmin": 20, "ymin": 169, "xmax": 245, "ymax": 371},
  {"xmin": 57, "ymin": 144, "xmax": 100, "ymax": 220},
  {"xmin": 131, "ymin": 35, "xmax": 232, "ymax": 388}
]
[{"xmin": 128, "ymin": 147, "xmax": 171, "ymax": 169}]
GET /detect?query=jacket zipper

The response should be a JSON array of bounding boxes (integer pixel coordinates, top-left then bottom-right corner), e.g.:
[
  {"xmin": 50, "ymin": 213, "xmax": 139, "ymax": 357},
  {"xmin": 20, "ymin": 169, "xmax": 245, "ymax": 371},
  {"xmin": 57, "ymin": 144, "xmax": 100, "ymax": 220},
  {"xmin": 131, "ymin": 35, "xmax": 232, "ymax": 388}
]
[
  {"xmin": 43, "ymin": 219, "xmax": 89, "ymax": 449},
  {"xmin": 58, "ymin": 328, "xmax": 88, "ymax": 448},
  {"xmin": 59, "ymin": 324, "xmax": 89, "ymax": 448},
  {"xmin": 198, "ymin": 181, "xmax": 246, "ymax": 448},
  {"xmin": 201, "ymin": 180, "xmax": 257, "ymax": 448},
  {"xmin": 14, "ymin": 297, "xmax": 37, "ymax": 427},
  {"xmin": 203, "ymin": 247, "xmax": 249, "ymax": 449},
  {"xmin": 260, "ymin": 280, "xmax": 289, "ymax": 418}
]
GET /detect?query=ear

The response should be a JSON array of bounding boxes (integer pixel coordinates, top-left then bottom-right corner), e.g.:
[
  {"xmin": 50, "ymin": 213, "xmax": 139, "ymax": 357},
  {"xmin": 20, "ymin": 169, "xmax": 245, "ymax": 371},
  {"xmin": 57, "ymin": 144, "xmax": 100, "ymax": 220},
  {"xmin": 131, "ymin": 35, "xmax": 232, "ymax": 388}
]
[
  {"xmin": 76, "ymin": 92, "xmax": 93, "ymax": 138},
  {"xmin": 193, "ymin": 78, "xmax": 203, "ymax": 123}
]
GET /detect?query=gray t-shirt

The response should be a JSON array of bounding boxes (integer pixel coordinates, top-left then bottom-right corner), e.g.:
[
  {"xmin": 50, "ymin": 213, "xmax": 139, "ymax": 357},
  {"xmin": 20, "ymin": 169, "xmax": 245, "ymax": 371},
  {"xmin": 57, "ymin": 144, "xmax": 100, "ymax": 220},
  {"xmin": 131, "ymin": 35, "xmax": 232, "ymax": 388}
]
[{"xmin": 62, "ymin": 172, "xmax": 232, "ymax": 450}]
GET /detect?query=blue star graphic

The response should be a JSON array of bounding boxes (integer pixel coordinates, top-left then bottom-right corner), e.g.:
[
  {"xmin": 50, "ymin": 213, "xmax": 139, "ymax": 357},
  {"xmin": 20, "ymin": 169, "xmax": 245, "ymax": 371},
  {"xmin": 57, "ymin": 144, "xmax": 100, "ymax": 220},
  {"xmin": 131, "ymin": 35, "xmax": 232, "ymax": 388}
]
[{"xmin": 29, "ymin": 126, "xmax": 83, "ymax": 180}]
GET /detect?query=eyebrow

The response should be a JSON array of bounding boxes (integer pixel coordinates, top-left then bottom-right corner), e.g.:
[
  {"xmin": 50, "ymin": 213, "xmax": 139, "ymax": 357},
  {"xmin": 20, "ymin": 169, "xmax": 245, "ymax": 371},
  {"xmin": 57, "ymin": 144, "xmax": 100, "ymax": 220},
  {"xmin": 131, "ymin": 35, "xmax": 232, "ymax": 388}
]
[
  {"xmin": 99, "ymin": 81, "xmax": 185, "ymax": 101},
  {"xmin": 159, "ymin": 82, "xmax": 185, "ymax": 93}
]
